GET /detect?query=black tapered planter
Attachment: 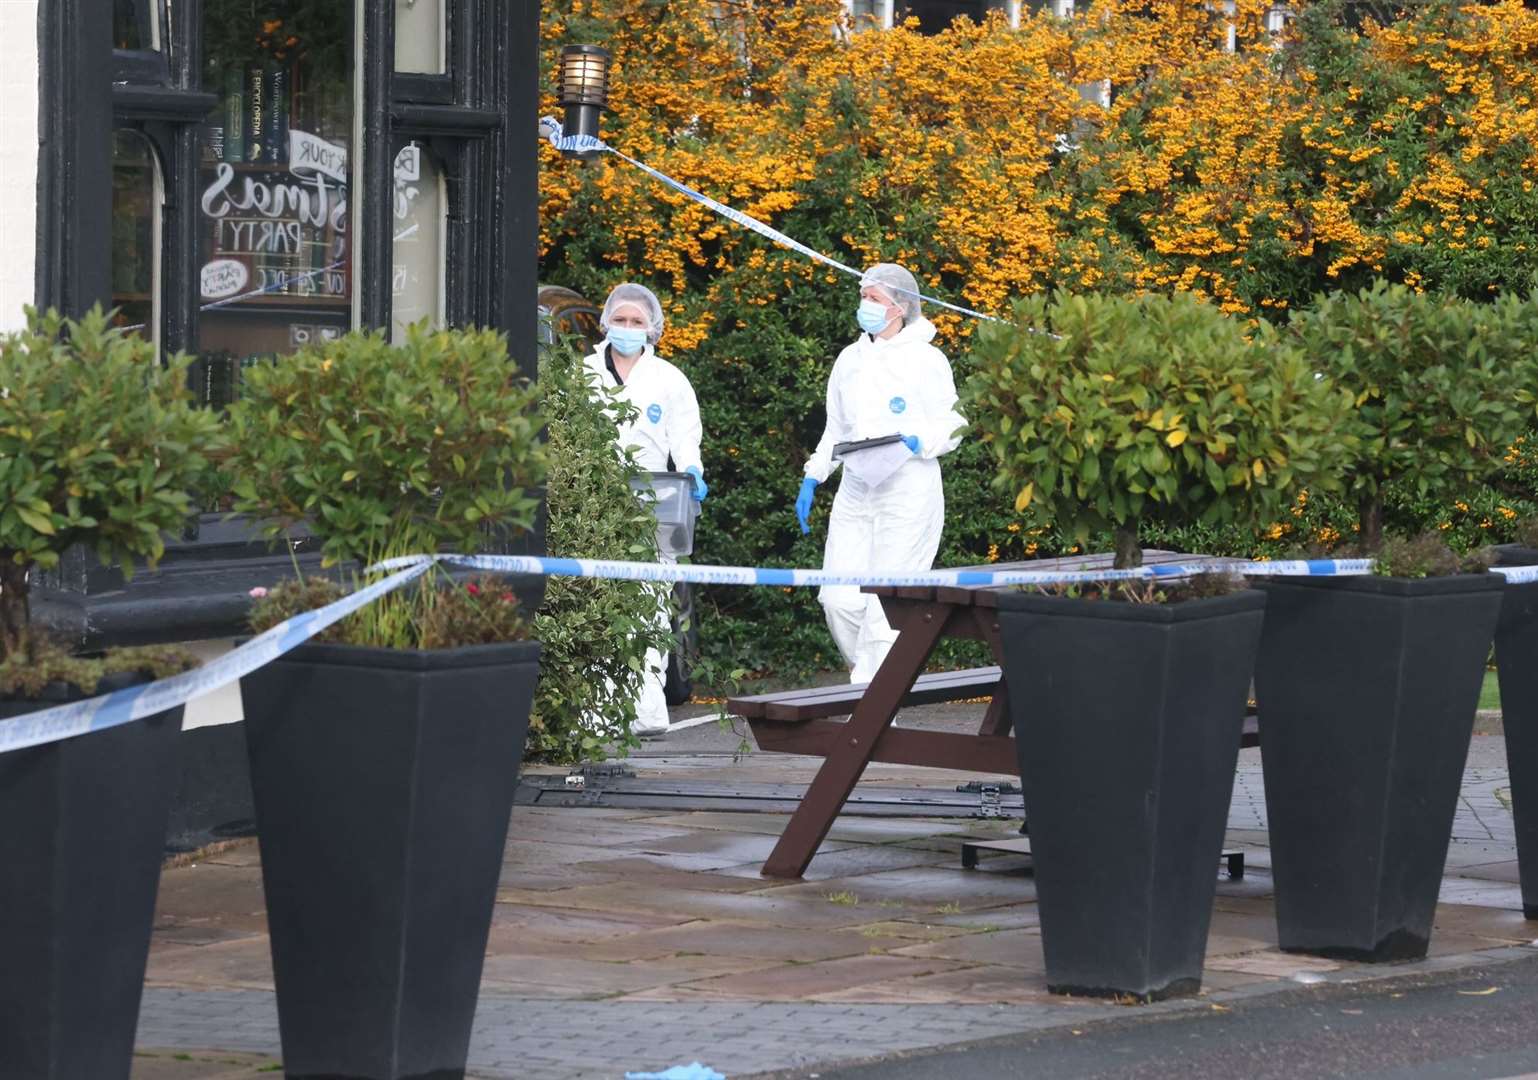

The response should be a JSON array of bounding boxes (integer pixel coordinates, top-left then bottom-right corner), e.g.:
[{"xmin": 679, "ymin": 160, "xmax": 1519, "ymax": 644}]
[
  {"xmin": 1491, "ymin": 546, "xmax": 1538, "ymax": 920},
  {"xmin": 996, "ymin": 588, "xmax": 1265, "ymax": 1002},
  {"xmin": 241, "ymin": 640, "xmax": 541, "ymax": 1080},
  {"xmin": 1491, "ymin": 544, "xmax": 1538, "ymax": 567},
  {"xmin": 1254, "ymin": 574, "xmax": 1504, "ymax": 961},
  {"xmin": 0, "ymin": 677, "xmax": 184, "ymax": 1080}
]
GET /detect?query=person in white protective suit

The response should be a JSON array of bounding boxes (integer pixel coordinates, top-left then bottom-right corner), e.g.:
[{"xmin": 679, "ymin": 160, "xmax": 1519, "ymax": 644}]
[
  {"xmin": 582, "ymin": 283, "xmax": 707, "ymax": 738},
  {"xmin": 795, "ymin": 264, "xmax": 966, "ymax": 684}
]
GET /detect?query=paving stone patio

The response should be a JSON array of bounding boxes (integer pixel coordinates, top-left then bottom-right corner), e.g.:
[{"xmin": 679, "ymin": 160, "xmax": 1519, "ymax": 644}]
[{"xmin": 134, "ymin": 728, "xmax": 1538, "ymax": 1079}]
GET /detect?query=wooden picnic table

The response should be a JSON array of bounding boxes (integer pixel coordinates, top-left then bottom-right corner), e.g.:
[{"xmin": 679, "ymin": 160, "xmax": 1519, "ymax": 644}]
[{"xmin": 733, "ymin": 550, "xmax": 1225, "ymax": 879}]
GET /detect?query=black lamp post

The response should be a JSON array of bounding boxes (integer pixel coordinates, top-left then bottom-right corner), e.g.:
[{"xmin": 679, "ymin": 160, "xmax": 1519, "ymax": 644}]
[{"xmin": 557, "ymin": 44, "xmax": 611, "ymax": 161}]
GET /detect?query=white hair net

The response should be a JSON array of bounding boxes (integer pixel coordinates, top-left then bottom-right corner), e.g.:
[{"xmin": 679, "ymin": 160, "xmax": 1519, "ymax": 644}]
[
  {"xmin": 601, "ymin": 283, "xmax": 666, "ymax": 345},
  {"xmin": 859, "ymin": 263, "xmax": 922, "ymax": 322}
]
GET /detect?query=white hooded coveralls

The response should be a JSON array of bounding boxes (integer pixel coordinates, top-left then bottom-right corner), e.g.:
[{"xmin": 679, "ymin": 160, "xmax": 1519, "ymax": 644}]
[
  {"xmin": 583, "ymin": 343, "xmax": 704, "ymax": 733},
  {"xmin": 804, "ymin": 318, "xmax": 966, "ymax": 683}
]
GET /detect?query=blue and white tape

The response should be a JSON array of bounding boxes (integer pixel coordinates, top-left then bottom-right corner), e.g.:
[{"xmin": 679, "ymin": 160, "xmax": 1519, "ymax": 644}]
[
  {"xmin": 7, "ymin": 550, "xmax": 1530, "ymax": 757},
  {"xmin": 540, "ymin": 118, "xmax": 1008, "ymax": 327},
  {"xmin": 375, "ymin": 553, "xmax": 1378, "ymax": 590}
]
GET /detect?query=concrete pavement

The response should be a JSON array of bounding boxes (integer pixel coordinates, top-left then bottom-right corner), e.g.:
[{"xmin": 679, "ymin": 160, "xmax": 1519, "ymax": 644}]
[{"xmin": 132, "ymin": 701, "xmax": 1538, "ymax": 1079}]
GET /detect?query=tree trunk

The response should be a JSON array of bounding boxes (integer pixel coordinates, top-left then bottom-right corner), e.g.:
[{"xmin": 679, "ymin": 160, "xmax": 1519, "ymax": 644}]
[
  {"xmin": 1358, "ymin": 492, "xmax": 1385, "ymax": 554},
  {"xmin": 0, "ymin": 561, "xmax": 31, "ymax": 661},
  {"xmin": 1113, "ymin": 525, "xmax": 1143, "ymax": 570}
]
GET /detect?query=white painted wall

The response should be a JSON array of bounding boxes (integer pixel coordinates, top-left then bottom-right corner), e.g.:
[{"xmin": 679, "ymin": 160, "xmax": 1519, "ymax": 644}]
[{"xmin": 0, "ymin": 0, "xmax": 36, "ymax": 331}]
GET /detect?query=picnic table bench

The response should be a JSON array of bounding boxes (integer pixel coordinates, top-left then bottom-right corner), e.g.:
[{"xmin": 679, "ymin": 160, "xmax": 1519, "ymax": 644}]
[
  {"xmin": 733, "ymin": 665, "xmax": 1013, "ymax": 774},
  {"xmin": 728, "ymin": 550, "xmax": 1258, "ymax": 879}
]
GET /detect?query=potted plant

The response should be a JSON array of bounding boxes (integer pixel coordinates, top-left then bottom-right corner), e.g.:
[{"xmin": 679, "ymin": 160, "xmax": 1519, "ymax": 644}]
[
  {"xmin": 1492, "ymin": 516, "xmax": 1538, "ymax": 921},
  {"xmin": 966, "ymin": 290, "xmax": 1351, "ymax": 1000},
  {"xmin": 1258, "ymin": 282, "xmax": 1535, "ymax": 960},
  {"xmin": 0, "ymin": 308, "xmax": 219, "ymax": 1078},
  {"xmin": 225, "ymin": 323, "xmax": 545, "ymax": 1079},
  {"xmin": 1477, "ymin": 296, "xmax": 1538, "ymax": 923},
  {"xmin": 1478, "ymin": 296, "xmax": 1538, "ymax": 922}
]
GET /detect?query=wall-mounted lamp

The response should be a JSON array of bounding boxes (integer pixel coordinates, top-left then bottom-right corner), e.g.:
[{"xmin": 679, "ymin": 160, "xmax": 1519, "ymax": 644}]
[{"xmin": 557, "ymin": 44, "xmax": 611, "ymax": 160}]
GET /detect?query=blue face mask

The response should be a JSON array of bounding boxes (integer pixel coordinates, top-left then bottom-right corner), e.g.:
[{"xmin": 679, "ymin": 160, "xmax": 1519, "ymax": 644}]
[
  {"xmin": 607, "ymin": 326, "xmax": 648, "ymax": 356},
  {"xmin": 857, "ymin": 298, "xmax": 896, "ymax": 336}
]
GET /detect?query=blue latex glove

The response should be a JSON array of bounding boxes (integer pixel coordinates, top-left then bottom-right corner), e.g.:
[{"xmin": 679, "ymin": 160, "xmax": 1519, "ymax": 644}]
[
  {"xmin": 901, "ymin": 434, "xmax": 920, "ymax": 454},
  {"xmin": 685, "ymin": 465, "xmax": 708, "ymax": 502},
  {"xmin": 796, "ymin": 476, "xmax": 818, "ymax": 535},
  {"xmin": 625, "ymin": 1066, "xmax": 726, "ymax": 1080}
]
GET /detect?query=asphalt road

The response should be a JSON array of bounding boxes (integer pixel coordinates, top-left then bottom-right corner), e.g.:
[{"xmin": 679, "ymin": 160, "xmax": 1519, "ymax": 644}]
[{"xmin": 757, "ymin": 954, "xmax": 1538, "ymax": 1080}]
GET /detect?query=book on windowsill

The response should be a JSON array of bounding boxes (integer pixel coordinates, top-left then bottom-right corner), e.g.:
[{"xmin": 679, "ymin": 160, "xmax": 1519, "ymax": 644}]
[
  {"xmin": 245, "ymin": 63, "xmax": 267, "ymax": 163},
  {"xmin": 265, "ymin": 63, "xmax": 289, "ymax": 164},
  {"xmin": 223, "ymin": 67, "xmax": 245, "ymax": 162}
]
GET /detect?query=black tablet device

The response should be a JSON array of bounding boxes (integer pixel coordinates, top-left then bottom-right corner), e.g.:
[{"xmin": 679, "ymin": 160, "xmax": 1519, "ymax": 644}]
[{"xmin": 832, "ymin": 434, "xmax": 903, "ymax": 460}]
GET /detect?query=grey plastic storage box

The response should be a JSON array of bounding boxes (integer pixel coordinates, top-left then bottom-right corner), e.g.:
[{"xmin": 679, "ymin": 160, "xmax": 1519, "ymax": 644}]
[{"xmin": 629, "ymin": 471, "xmax": 700, "ymax": 557}]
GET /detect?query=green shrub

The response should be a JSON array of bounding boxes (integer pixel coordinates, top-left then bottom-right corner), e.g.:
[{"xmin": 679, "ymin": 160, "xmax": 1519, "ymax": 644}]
[
  {"xmin": 226, "ymin": 323, "xmax": 545, "ymax": 648},
  {"xmin": 1286, "ymin": 282, "xmax": 1538, "ymax": 551},
  {"xmin": 0, "ymin": 640, "xmax": 198, "ymax": 699},
  {"xmin": 1518, "ymin": 514, "xmax": 1538, "ymax": 550},
  {"xmin": 527, "ymin": 340, "xmax": 675, "ymax": 762},
  {"xmin": 0, "ymin": 307, "xmax": 221, "ymax": 664},
  {"xmin": 248, "ymin": 574, "xmax": 532, "ymax": 649},
  {"xmin": 1372, "ymin": 532, "xmax": 1494, "ymax": 579},
  {"xmin": 1027, "ymin": 571, "xmax": 1245, "ymax": 604},
  {"xmin": 964, "ymin": 291, "xmax": 1355, "ymax": 569}
]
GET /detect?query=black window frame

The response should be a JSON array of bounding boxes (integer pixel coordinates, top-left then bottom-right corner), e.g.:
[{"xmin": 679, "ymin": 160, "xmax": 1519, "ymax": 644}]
[
  {"xmin": 38, "ymin": 0, "xmax": 538, "ymax": 377},
  {"xmin": 385, "ymin": 0, "xmax": 507, "ymax": 340}
]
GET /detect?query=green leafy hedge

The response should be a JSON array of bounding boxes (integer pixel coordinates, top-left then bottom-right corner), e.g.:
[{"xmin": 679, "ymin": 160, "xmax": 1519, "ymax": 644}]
[
  {"xmin": 965, "ymin": 291, "xmax": 1354, "ymax": 567},
  {"xmin": 228, "ymin": 323, "xmax": 544, "ymax": 569},
  {"xmin": 527, "ymin": 340, "xmax": 676, "ymax": 762},
  {"xmin": 1285, "ymin": 282, "xmax": 1538, "ymax": 548},
  {"xmin": 0, "ymin": 308, "xmax": 220, "ymax": 660}
]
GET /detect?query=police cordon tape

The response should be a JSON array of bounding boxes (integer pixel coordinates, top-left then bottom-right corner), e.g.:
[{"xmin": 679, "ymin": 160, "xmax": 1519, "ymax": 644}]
[
  {"xmin": 538, "ymin": 117, "xmax": 1016, "ymax": 329},
  {"xmin": 371, "ymin": 552, "xmax": 1382, "ymax": 587},
  {"xmin": 2, "ymin": 552, "xmax": 1534, "ymax": 757}
]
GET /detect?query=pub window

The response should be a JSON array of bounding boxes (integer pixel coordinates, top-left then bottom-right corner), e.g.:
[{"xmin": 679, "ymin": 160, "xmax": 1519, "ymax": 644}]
[
  {"xmin": 196, "ymin": 0, "xmax": 354, "ymax": 406},
  {"xmin": 114, "ymin": 0, "xmax": 162, "ymax": 51},
  {"xmin": 78, "ymin": 0, "xmax": 530, "ymax": 374},
  {"xmin": 391, "ymin": 142, "xmax": 446, "ymax": 340},
  {"xmin": 396, "ymin": 0, "xmax": 446, "ymax": 74},
  {"xmin": 110, "ymin": 131, "xmax": 160, "ymax": 341}
]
